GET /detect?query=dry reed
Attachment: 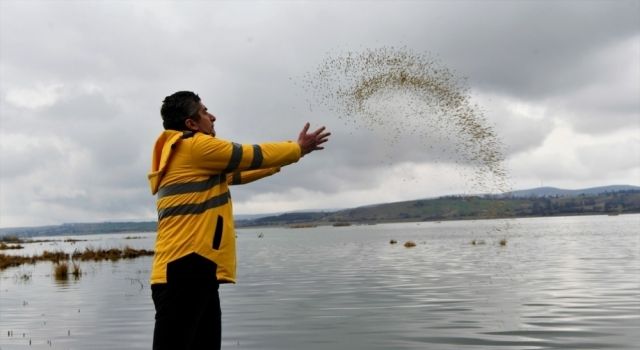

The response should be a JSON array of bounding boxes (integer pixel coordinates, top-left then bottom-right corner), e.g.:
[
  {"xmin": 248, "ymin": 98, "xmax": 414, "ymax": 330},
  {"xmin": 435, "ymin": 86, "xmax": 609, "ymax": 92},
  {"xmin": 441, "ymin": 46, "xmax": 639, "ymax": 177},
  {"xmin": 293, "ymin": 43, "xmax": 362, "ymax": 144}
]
[
  {"xmin": 71, "ymin": 262, "xmax": 82, "ymax": 278},
  {"xmin": 1, "ymin": 247, "xmax": 154, "ymax": 271},
  {"xmin": 0, "ymin": 242, "xmax": 23, "ymax": 250},
  {"xmin": 54, "ymin": 262, "xmax": 69, "ymax": 280}
]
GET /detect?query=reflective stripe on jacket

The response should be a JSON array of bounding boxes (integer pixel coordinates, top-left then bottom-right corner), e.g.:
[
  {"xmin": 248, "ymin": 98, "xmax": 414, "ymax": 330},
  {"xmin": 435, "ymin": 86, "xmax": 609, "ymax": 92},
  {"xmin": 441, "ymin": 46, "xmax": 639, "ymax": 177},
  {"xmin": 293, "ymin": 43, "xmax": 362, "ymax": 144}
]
[{"xmin": 148, "ymin": 130, "xmax": 301, "ymax": 284}]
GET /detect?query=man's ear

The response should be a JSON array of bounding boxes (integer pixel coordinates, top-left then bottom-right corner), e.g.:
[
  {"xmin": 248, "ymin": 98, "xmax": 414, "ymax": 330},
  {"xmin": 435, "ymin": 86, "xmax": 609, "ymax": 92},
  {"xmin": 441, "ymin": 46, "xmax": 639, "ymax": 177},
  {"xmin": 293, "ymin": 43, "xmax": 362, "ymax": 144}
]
[{"xmin": 184, "ymin": 118, "xmax": 198, "ymax": 131}]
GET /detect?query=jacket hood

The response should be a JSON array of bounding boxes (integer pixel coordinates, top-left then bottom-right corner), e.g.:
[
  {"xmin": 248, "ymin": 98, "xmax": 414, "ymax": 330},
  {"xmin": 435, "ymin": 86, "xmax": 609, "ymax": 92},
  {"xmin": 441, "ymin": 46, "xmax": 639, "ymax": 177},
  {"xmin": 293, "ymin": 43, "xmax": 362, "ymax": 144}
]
[{"xmin": 148, "ymin": 130, "xmax": 186, "ymax": 195}]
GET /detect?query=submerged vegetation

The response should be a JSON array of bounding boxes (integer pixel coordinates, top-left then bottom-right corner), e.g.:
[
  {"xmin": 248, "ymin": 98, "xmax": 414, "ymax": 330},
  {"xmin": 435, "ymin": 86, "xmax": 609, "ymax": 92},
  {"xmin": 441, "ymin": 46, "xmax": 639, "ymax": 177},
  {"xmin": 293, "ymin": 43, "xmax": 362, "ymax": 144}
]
[
  {"xmin": 404, "ymin": 241, "xmax": 416, "ymax": 248},
  {"xmin": 0, "ymin": 247, "xmax": 154, "ymax": 271},
  {"xmin": 71, "ymin": 262, "xmax": 82, "ymax": 278},
  {"xmin": 54, "ymin": 262, "xmax": 69, "ymax": 280},
  {"xmin": 53, "ymin": 262, "xmax": 82, "ymax": 280},
  {"xmin": 0, "ymin": 235, "xmax": 88, "ymax": 246},
  {"xmin": 0, "ymin": 235, "xmax": 24, "ymax": 243},
  {"xmin": 0, "ymin": 250, "xmax": 68, "ymax": 270},
  {"xmin": 288, "ymin": 223, "xmax": 317, "ymax": 229},
  {"xmin": 71, "ymin": 247, "xmax": 154, "ymax": 262},
  {"xmin": 0, "ymin": 242, "xmax": 23, "ymax": 250}
]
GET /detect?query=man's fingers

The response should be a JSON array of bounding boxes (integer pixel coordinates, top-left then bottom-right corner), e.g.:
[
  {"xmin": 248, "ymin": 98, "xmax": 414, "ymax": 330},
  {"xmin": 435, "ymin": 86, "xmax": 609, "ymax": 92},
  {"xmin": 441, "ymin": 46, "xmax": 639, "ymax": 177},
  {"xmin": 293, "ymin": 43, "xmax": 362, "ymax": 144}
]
[
  {"xmin": 318, "ymin": 132, "xmax": 331, "ymax": 139},
  {"xmin": 301, "ymin": 122, "xmax": 311, "ymax": 135},
  {"xmin": 312, "ymin": 126, "xmax": 326, "ymax": 136},
  {"xmin": 316, "ymin": 135, "xmax": 330, "ymax": 144}
]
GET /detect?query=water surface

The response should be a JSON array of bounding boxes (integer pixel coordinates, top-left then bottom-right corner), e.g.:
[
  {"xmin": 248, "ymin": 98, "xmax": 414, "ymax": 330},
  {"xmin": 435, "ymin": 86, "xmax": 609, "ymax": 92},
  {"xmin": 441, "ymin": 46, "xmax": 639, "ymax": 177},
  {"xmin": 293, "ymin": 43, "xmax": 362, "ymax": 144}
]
[{"xmin": 1, "ymin": 215, "xmax": 638, "ymax": 349}]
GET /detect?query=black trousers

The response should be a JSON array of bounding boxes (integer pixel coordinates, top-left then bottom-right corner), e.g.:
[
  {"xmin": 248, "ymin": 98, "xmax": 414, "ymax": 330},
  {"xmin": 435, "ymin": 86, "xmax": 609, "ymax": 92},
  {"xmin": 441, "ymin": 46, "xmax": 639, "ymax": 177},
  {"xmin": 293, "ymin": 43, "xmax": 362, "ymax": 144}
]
[
  {"xmin": 151, "ymin": 253, "xmax": 222, "ymax": 350},
  {"xmin": 152, "ymin": 282, "xmax": 221, "ymax": 350}
]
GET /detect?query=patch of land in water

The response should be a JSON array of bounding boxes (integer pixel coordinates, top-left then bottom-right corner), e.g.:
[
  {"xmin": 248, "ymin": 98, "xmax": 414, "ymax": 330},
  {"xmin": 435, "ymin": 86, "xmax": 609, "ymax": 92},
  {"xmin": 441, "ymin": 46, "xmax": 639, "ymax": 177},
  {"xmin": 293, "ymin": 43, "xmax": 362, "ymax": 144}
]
[{"xmin": 0, "ymin": 247, "xmax": 154, "ymax": 270}]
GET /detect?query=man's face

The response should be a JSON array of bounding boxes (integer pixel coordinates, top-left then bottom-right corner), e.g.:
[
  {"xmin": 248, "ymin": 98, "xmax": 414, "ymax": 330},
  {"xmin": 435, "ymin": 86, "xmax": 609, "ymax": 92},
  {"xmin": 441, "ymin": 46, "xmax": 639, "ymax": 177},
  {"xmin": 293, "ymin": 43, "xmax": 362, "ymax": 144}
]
[{"xmin": 188, "ymin": 102, "xmax": 216, "ymax": 136}]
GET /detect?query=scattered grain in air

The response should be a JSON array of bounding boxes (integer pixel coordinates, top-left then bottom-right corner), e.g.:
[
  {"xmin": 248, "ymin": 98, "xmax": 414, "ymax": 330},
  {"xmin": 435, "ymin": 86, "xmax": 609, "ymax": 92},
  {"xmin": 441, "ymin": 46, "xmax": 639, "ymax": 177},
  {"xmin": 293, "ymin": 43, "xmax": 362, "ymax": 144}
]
[{"xmin": 300, "ymin": 47, "xmax": 515, "ymax": 237}]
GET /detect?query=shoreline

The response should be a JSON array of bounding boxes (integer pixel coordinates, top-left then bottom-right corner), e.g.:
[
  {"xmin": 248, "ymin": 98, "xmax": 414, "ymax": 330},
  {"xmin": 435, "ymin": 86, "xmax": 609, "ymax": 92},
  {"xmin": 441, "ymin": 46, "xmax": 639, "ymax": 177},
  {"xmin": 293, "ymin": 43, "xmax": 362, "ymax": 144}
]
[
  {"xmin": 0, "ymin": 211, "xmax": 636, "ymax": 240},
  {"xmin": 237, "ymin": 211, "xmax": 638, "ymax": 229}
]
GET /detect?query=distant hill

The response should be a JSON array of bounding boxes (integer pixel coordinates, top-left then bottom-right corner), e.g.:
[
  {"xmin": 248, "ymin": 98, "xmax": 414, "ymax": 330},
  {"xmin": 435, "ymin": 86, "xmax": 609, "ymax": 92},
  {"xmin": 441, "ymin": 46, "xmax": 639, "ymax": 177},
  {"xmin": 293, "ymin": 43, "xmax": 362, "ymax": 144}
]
[
  {"xmin": 0, "ymin": 221, "xmax": 157, "ymax": 239},
  {"xmin": 239, "ymin": 187, "xmax": 640, "ymax": 227},
  {"xmin": 1, "ymin": 185, "xmax": 638, "ymax": 238},
  {"xmin": 507, "ymin": 185, "xmax": 640, "ymax": 198}
]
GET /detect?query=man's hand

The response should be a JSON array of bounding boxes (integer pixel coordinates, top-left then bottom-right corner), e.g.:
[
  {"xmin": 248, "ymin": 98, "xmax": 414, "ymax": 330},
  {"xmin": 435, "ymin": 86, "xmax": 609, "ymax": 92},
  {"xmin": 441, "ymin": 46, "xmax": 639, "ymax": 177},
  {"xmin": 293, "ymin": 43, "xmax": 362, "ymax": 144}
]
[{"xmin": 297, "ymin": 122, "xmax": 331, "ymax": 156}]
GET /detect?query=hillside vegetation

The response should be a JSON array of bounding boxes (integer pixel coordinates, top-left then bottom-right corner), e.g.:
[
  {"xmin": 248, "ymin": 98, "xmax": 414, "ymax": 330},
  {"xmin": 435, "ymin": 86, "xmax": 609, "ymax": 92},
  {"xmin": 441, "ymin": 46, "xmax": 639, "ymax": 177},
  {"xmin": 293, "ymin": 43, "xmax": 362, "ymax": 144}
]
[
  {"xmin": 240, "ymin": 189, "xmax": 640, "ymax": 227},
  {"xmin": 1, "ymin": 188, "xmax": 638, "ymax": 237}
]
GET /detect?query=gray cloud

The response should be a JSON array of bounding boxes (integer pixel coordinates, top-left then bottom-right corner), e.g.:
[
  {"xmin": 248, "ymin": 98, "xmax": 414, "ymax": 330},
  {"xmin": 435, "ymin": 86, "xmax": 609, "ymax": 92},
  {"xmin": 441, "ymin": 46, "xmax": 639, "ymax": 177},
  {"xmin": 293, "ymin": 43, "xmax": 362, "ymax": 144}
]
[{"xmin": 1, "ymin": 0, "xmax": 638, "ymax": 227}]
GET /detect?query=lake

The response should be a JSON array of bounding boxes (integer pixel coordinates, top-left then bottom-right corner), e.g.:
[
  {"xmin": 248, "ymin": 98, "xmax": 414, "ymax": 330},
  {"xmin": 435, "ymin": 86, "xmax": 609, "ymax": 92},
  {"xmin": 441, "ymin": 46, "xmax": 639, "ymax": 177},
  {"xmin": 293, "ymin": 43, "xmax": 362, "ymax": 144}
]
[{"xmin": 1, "ymin": 214, "xmax": 638, "ymax": 349}]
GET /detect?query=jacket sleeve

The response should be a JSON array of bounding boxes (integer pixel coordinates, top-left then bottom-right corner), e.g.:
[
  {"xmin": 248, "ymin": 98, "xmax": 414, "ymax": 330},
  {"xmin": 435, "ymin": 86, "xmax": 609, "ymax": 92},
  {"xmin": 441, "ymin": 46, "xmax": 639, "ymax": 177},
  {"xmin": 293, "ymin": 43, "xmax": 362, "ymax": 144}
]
[
  {"xmin": 192, "ymin": 134, "xmax": 302, "ymax": 173},
  {"xmin": 226, "ymin": 168, "xmax": 281, "ymax": 185}
]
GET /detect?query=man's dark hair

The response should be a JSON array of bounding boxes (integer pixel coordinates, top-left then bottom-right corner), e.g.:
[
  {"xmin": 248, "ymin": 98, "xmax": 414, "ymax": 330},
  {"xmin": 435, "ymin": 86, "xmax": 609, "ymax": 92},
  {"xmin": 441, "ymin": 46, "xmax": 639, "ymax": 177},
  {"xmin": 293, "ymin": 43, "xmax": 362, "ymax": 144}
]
[{"xmin": 160, "ymin": 91, "xmax": 201, "ymax": 130}]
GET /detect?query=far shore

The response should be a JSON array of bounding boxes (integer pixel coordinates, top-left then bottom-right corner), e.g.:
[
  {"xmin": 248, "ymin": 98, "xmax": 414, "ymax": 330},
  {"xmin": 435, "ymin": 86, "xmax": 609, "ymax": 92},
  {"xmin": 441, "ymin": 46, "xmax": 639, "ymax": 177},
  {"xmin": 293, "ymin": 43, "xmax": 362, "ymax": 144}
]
[
  {"xmin": 239, "ymin": 211, "xmax": 636, "ymax": 229},
  {"xmin": 0, "ymin": 211, "xmax": 636, "ymax": 241}
]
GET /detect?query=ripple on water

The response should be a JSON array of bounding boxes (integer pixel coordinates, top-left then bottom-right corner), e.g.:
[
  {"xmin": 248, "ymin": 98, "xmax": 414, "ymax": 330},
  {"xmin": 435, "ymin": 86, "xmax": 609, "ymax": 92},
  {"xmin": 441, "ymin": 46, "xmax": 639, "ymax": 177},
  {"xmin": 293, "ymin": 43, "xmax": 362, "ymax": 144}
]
[{"xmin": 1, "ymin": 216, "xmax": 639, "ymax": 349}]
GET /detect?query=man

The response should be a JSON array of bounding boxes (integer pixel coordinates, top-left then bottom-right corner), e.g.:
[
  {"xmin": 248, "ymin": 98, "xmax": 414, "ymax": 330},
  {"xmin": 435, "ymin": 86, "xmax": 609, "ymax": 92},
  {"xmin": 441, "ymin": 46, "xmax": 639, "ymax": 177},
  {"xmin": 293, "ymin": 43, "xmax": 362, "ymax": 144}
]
[{"xmin": 147, "ymin": 91, "xmax": 330, "ymax": 349}]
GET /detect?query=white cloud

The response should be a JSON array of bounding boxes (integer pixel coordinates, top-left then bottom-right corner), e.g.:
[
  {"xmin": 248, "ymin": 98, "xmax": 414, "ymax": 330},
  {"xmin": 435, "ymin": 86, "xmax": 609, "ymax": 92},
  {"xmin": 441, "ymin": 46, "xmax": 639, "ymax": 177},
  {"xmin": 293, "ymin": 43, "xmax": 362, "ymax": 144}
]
[
  {"xmin": 548, "ymin": 34, "xmax": 640, "ymax": 134},
  {"xmin": 0, "ymin": 133, "xmax": 72, "ymax": 179},
  {"xmin": 5, "ymin": 83, "xmax": 64, "ymax": 109},
  {"xmin": 476, "ymin": 92, "xmax": 554, "ymax": 156},
  {"xmin": 507, "ymin": 122, "xmax": 640, "ymax": 188},
  {"xmin": 233, "ymin": 161, "xmax": 471, "ymax": 215}
]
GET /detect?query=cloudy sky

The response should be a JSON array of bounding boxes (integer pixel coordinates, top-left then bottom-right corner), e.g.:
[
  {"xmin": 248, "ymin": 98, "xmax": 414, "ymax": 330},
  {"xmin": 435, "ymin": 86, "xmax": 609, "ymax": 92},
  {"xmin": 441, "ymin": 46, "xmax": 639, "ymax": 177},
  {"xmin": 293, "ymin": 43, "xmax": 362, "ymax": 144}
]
[{"xmin": 0, "ymin": 0, "xmax": 638, "ymax": 228}]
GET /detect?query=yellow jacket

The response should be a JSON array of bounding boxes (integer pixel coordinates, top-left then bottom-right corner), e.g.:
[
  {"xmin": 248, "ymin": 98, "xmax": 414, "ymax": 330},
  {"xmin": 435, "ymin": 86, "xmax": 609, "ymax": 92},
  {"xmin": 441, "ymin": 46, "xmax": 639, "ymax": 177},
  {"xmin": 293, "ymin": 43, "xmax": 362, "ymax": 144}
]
[{"xmin": 148, "ymin": 130, "xmax": 301, "ymax": 284}]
